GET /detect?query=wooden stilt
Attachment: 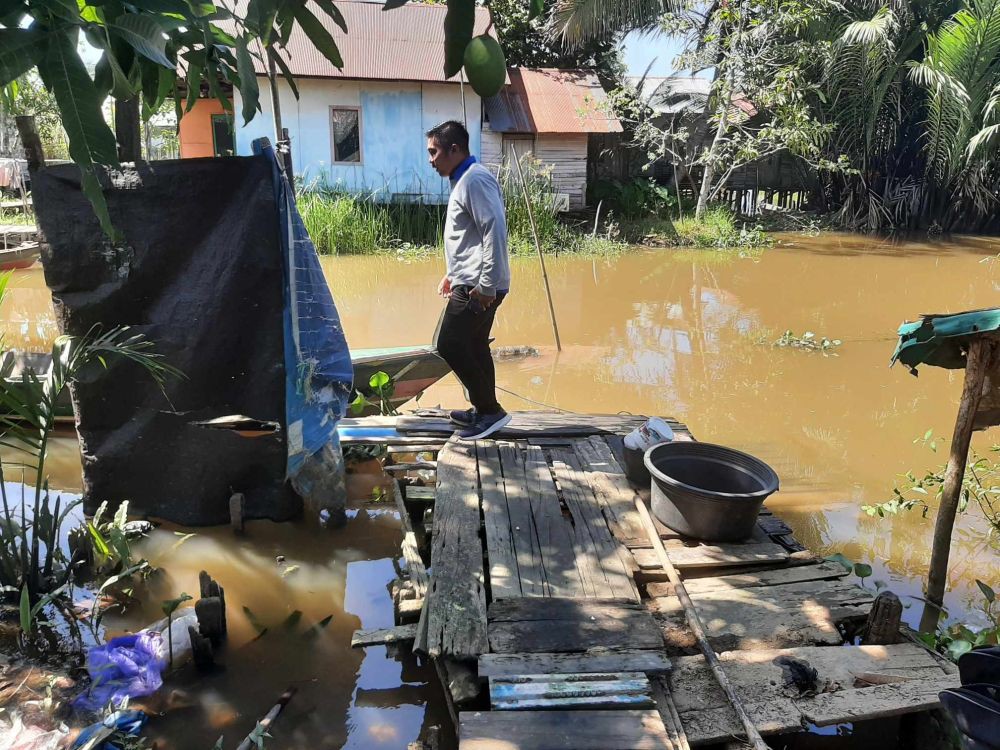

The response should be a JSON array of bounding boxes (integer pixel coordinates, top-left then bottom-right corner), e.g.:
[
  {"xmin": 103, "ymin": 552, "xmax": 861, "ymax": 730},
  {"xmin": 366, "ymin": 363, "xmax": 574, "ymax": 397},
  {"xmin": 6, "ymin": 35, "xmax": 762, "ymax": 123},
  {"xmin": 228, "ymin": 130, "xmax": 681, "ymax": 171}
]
[{"xmin": 920, "ymin": 337, "xmax": 996, "ymax": 633}]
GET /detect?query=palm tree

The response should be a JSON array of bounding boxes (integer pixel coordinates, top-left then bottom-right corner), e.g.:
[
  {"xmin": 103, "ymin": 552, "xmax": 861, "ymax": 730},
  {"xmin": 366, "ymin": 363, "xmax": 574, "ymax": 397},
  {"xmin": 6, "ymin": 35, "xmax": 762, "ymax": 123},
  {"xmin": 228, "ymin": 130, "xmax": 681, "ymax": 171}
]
[
  {"xmin": 908, "ymin": 0, "xmax": 1000, "ymax": 228},
  {"xmin": 551, "ymin": 0, "xmax": 679, "ymax": 47}
]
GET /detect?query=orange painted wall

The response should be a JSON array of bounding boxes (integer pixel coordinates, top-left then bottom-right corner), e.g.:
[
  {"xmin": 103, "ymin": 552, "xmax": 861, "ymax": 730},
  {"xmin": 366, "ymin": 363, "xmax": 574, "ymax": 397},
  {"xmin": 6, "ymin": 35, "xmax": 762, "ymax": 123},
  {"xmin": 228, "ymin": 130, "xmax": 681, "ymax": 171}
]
[{"xmin": 179, "ymin": 99, "xmax": 231, "ymax": 158}]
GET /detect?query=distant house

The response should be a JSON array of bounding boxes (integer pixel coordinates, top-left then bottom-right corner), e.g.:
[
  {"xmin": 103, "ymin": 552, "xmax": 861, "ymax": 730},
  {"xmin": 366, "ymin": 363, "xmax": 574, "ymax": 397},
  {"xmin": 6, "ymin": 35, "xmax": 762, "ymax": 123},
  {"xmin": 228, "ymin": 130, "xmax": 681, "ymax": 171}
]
[
  {"xmin": 594, "ymin": 76, "xmax": 816, "ymax": 211},
  {"xmin": 179, "ymin": 1, "xmax": 494, "ymax": 202},
  {"xmin": 177, "ymin": 1, "xmax": 620, "ymax": 207},
  {"xmin": 482, "ymin": 68, "xmax": 622, "ymax": 210}
]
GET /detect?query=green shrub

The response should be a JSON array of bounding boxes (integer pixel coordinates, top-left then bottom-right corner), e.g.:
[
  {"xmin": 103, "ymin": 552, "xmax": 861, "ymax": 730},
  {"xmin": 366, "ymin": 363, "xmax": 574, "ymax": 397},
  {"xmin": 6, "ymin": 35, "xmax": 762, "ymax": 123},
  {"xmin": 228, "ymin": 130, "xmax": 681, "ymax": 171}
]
[
  {"xmin": 589, "ymin": 178, "xmax": 676, "ymax": 220},
  {"xmin": 672, "ymin": 206, "xmax": 771, "ymax": 250}
]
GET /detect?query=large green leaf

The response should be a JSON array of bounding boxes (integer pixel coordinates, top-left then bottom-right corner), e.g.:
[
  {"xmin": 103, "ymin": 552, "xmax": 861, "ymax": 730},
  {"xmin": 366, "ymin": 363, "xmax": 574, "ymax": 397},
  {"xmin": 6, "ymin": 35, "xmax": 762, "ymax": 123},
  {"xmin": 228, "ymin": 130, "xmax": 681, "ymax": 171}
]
[
  {"xmin": 0, "ymin": 29, "xmax": 43, "ymax": 87},
  {"xmin": 40, "ymin": 0, "xmax": 79, "ymax": 21},
  {"xmin": 236, "ymin": 37, "xmax": 259, "ymax": 125},
  {"xmin": 38, "ymin": 32, "xmax": 119, "ymax": 237},
  {"xmin": 312, "ymin": 0, "xmax": 347, "ymax": 32},
  {"xmin": 443, "ymin": 0, "xmax": 475, "ymax": 78},
  {"xmin": 528, "ymin": 0, "xmax": 544, "ymax": 20},
  {"xmin": 292, "ymin": 3, "xmax": 344, "ymax": 69},
  {"xmin": 185, "ymin": 58, "xmax": 204, "ymax": 112},
  {"xmin": 111, "ymin": 13, "xmax": 173, "ymax": 68}
]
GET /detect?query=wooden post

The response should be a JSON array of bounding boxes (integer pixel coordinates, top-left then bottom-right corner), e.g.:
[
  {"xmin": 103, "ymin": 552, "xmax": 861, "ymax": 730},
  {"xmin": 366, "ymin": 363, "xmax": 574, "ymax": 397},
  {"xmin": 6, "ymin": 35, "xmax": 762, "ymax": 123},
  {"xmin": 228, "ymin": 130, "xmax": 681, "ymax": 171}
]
[
  {"xmin": 235, "ymin": 687, "xmax": 297, "ymax": 750},
  {"xmin": 14, "ymin": 116, "xmax": 46, "ymax": 171},
  {"xmin": 509, "ymin": 146, "xmax": 561, "ymax": 352},
  {"xmin": 863, "ymin": 591, "xmax": 902, "ymax": 645},
  {"xmin": 281, "ymin": 127, "xmax": 294, "ymax": 184},
  {"xmin": 266, "ymin": 48, "xmax": 286, "ymax": 175},
  {"xmin": 114, "ymin": 98, "xmax": 142, "ymax": 162},
  {"xmin": 920, "ymin": 336, "xmax": 996, "ymax": 633}
]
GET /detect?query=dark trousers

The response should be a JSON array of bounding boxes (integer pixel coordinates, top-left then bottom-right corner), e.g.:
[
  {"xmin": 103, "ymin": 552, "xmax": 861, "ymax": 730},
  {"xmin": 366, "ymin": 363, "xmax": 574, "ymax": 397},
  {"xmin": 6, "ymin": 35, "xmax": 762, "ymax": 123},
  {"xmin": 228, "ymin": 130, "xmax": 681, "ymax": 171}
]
[{"xmin": 434, "ymin": 285, "xmax": 506, "ymax": 415}]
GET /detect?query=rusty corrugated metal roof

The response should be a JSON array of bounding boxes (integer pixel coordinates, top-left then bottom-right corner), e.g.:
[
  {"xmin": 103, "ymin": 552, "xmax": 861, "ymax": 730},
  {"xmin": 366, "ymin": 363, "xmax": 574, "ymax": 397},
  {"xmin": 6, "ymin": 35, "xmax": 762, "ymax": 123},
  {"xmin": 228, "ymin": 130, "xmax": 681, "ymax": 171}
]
[
  {"xmin": 259, "ymin": 1, "xmax": 496, "ymax": 83},
  {"xmin": 487, "ymin": 68, "xmax": 622, "ymax": 134}
]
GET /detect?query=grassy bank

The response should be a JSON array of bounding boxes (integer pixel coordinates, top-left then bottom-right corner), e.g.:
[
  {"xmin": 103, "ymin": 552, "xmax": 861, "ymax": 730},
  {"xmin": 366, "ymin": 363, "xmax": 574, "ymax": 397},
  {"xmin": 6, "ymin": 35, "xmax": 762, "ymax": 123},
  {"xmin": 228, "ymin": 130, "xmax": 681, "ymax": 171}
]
[
  {"xmin": 298, "ymin": 160, "xmax": 629, "ymax": 256},
  {"xmin": 297, "ymin": 170, "xmax": 773, "ymax": 256}
]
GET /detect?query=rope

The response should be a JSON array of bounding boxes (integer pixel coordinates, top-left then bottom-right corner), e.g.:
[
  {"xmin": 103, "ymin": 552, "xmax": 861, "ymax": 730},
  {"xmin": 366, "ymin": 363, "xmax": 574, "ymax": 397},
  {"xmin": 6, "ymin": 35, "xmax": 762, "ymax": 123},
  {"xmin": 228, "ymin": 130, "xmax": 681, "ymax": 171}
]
[{"xmin": 495, "ymin": 385, "xmax": 573, "ymax": 413}]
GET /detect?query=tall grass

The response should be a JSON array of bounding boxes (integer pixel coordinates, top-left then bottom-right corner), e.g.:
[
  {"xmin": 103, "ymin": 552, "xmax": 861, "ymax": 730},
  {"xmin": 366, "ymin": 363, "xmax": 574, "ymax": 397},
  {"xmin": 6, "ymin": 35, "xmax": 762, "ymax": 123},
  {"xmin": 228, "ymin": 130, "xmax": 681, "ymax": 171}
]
[
  {"xmin": 298, "ymin": 186, "xmax": 444, "ymax": 255},
  {"xmin": 297, "ymin": 158, "xmax": 626, "ymax": 256}
]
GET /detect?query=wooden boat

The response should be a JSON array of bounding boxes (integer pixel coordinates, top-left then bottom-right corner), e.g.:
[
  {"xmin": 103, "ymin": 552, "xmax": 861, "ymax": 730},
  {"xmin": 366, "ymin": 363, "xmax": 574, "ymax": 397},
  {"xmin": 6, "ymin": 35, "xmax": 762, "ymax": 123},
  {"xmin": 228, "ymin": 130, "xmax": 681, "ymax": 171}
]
[
  {"xmin": 0, "ymin": 241, "xmax": 39, "ymax": 270},
  {"xmin": 0, "ymin": 345, "xmax": 450, "ymax": 422}
]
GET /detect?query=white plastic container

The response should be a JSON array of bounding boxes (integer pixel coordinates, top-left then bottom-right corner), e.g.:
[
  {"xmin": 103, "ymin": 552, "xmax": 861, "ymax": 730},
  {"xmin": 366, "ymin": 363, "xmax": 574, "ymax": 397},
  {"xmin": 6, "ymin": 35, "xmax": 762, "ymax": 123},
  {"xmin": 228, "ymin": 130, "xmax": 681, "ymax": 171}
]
[{"xmin": 623, "ymin": 418, "xmax": 674, "ymax": 486}]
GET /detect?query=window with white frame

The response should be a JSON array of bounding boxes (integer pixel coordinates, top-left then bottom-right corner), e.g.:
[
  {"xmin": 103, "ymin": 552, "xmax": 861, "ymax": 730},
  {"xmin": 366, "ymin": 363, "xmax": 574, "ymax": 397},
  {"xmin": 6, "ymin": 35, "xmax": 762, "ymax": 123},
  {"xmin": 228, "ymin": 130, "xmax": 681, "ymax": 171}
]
[{"xmin": 330, "ymin": 107, "xmax": 361, "ymax": 164}]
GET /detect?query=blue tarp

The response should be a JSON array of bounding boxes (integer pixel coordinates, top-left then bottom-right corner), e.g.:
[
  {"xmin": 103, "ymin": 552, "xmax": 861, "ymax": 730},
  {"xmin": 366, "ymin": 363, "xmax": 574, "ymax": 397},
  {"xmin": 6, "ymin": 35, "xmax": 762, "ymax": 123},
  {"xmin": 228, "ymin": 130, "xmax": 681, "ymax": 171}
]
[
  {"xmin": 73, "ymin": 633, "xmax": 164, "ymax": 712},
  {"xmin": 253, "ymin": 140, "xmax": 354, "ymax": 488}
]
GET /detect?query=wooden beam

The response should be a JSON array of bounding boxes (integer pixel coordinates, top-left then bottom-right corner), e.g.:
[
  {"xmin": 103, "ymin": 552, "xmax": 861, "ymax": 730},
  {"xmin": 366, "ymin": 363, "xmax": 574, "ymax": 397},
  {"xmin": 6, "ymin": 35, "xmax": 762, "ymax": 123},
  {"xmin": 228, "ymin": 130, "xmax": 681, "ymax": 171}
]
[
  {"xmin": 479, "ymin": 650, "xmax": 672, "ymax": 678},
  {"xmin": 459, "ymin": 709, "xmax": 672, "ymax": 750},
  {"xmin": 351, "ymin": 624, "xmax": 417, "ymax": 648},
  {"xmin": 424, "ymin": 439, "xmax": 488, "ymax": 659},
  {"xmin": 646, "ymin": 560, "xmax": 848, "ymax": 597},
  {"xmin": 921, "ymin": 336, "xmax": 997, "ymax": 632}
]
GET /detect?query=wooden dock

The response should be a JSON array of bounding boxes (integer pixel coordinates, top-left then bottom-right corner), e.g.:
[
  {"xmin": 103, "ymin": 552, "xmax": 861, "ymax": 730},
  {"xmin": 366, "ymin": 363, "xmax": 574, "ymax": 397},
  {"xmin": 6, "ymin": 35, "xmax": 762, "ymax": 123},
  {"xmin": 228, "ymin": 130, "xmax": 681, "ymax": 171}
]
[{"xmin": 346, "ymin": 411, "xmax": 959, "ymax": 749}]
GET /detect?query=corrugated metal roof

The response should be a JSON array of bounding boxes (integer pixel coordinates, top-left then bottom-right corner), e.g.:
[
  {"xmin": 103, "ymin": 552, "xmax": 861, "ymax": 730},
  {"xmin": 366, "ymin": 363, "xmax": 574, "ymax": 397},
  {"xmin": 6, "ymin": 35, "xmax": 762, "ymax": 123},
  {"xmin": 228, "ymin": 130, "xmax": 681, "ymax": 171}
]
[
  {"xmin": 259, "ymin": 1, "xmax": 496, "ymax": 83},
  {"xmin": 485, "ymin": 68, "xmax": 622, "ymax": 134}
]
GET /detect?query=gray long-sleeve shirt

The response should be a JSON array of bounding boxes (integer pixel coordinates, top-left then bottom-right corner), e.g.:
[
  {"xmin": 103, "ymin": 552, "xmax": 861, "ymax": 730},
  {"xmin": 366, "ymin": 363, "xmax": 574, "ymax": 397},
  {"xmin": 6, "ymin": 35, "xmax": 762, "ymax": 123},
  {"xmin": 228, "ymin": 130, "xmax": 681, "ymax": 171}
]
[{"xmin": 445, "ymin": 162, "xmax": 511, "ymax": 296}]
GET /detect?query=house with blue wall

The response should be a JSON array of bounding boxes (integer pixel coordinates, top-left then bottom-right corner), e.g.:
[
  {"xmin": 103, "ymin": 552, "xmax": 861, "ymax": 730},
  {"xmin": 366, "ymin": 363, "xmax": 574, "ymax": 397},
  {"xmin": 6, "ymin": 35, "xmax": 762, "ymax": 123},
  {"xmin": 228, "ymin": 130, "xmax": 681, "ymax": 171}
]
[{"xmin": 180, "ymin": 1, "xmax": 490, "ymax": 203}]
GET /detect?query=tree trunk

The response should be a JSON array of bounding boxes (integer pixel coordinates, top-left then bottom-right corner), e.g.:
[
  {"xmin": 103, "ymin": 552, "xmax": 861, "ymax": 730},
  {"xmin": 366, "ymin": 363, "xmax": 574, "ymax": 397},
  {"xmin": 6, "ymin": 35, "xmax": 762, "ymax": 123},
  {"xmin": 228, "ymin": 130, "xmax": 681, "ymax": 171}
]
[
  {"xmin": 114, "ymin": 98, "xmax": 142, "ymax": 163},
  {"xmin": 695, "ymin": 38, "xmax": 738, "ymax": 220},
  {"xmin": 266, "ymin": 49, "xmax": 286, "ymax": 173},
  {"xmin": 919, "ymin": 337, "xmax": 996, "ymax": 633}
]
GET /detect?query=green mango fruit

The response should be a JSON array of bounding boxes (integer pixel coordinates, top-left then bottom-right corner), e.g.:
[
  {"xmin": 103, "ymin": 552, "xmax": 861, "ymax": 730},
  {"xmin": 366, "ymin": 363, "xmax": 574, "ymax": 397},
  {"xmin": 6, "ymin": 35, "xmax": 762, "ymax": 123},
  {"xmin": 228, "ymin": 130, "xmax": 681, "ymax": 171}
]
[{"xmin": 463, "ymin": 35, "xmax": 506, "ymax": 98}]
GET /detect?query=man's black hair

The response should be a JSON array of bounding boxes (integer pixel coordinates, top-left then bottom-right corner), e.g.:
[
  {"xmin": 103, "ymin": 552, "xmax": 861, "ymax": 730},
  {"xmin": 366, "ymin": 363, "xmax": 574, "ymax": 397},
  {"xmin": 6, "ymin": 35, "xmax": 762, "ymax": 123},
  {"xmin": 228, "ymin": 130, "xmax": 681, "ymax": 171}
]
[{"xmin": 426, "ymin": 120, "xmax": 470, "ymax": 153}]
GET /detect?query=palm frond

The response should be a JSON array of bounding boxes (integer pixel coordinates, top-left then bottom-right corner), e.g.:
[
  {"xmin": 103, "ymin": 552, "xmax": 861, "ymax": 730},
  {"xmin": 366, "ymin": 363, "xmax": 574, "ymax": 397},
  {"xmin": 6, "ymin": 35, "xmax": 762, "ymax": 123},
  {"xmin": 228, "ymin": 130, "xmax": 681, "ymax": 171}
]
[{"xmin": 551, "ymin": 0, "xmax": 677, "ymax": 48}]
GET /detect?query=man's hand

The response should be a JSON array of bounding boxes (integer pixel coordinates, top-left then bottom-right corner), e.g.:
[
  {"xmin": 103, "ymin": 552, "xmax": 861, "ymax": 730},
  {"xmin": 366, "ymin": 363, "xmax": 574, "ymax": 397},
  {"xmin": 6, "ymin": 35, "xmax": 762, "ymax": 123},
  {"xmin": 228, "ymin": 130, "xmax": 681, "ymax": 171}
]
[
  {"xmin": 437, "ymin": 275, "xmax": 452, "ymax": 298},
  {"xmin": 470, "ymin": 288, "xmax": 496, "ymax": 308}
]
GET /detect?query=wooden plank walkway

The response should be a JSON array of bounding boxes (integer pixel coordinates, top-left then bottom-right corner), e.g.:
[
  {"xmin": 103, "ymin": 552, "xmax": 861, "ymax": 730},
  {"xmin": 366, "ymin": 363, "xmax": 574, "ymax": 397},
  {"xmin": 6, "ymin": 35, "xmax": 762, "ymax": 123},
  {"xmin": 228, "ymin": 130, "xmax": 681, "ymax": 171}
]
[{"xmin": 348, "ymin": 411, "xmax": 958, "ymax": 750}]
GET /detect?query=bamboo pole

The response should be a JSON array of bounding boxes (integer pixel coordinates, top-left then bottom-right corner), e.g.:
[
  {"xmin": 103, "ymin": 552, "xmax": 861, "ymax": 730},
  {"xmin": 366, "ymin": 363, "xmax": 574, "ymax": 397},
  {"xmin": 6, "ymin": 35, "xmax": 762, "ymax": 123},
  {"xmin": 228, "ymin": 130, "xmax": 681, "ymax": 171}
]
[
  {"xmin": 919, "ymin": 336, "xmax": 996, "ymax": 633},
  {"xmin": 509, "ymin": 146, "xmax": 561, "ymax": 352},
  {"xmin": 633, "ymin": 497, "xmax": 769, "ymax": 750}
]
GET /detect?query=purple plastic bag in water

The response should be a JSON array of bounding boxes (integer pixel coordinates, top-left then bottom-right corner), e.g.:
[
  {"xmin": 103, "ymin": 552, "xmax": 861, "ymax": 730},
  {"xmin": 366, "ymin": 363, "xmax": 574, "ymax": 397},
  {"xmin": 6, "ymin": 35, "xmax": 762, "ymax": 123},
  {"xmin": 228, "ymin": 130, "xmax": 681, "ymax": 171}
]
[{"xmin": 74, "ymin": 632, "xmax": 166, "ymax": 712}]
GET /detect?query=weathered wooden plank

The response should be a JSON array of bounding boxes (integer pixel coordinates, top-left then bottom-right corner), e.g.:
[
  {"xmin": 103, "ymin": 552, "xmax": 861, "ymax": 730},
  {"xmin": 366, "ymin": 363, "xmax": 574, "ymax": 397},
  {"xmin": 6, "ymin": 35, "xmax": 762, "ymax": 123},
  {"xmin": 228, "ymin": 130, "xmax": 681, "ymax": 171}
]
[
  {"xmin": 478, "ymin": 443, "xmax": 521, "ymax": 599},
  {"xmin": 351, "ymin": 624, "xmax": 417, "ymax": 648},
  {"xmin": 549, "ymin": 449, "xmax": 638, "ymax": 601},
  {"xmin": 488, "ymin": 598, "xmax": 663, "ymax": 653},
  {"xmin": 404, "ymin": 486, "xmax": 436, "ymax": 501},
  {"xmin": 386, "ymin": 443, "xmax": 445, "ymax": 454},
  {"xmin": 497, "ymin": 442, "xmax": 549, "ymax": 597},
  {"xmin": 479, "ymin": 650, "xmax": 672, "ymax": 678},
  {"xmin": 671, "ymin": 643, "xmax": 953, "ymax": 745},
  {"xmin": 392, "ymin": 482, "xmax": 429, "ymax": 598},
  {"xmin": 521, "ymin": 443, "xmax": 584, "ymax": 597},
  {"xmin": 800, "ymin": 674, "xmax": 960, "ymax": 725},
  {"xmin": 491, "ymin": 673, "xmax": 654, "ymax": 711},
  {"xmin": 646, "ymin": 561, "xmax": 848, "ymax": 597},
  {"xmin": 460, "ymin": 709, "xmax": 672, "ymax": 750},
  {"xmin": 632, "ymin": 542, "xmax": 789, "ymax": 572},
  {"xmin": 395, "ymin": 411, "xmax": 661, "ymax": 438},
  {"xmin": 425, "ymin": 439, "xmax": 488, "ymax": 659},
  {"xmin": 572, "ymin": 437, "xmax": 647, "ymax": 546},
  {"xmin": 652, "ymin": 579, "xmax": 873, "ymax": 651}
]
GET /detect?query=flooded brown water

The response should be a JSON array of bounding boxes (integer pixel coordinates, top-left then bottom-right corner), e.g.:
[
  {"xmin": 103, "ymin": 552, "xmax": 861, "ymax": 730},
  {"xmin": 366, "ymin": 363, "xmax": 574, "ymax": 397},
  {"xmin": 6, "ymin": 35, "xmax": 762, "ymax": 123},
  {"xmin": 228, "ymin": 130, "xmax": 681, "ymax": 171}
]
[{"xmin": 2, "ymin": 231, "xmax": 999, "ymax": 747}]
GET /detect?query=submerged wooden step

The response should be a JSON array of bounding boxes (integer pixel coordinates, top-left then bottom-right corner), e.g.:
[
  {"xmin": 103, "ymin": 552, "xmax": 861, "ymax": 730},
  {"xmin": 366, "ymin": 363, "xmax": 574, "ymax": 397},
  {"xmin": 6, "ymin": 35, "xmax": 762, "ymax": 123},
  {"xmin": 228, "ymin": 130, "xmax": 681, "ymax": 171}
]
[{"xmin": 460, "ymin": 708, "xmax": 674, "ymax": 750}]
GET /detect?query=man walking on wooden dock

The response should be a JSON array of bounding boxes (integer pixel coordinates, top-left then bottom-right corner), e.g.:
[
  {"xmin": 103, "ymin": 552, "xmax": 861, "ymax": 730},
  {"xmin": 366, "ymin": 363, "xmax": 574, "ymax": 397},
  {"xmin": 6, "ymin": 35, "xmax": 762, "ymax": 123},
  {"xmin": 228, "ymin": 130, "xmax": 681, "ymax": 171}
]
[{"xmin": 427, "ymin": 120, "xmax": 512, "ymax": 440}]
